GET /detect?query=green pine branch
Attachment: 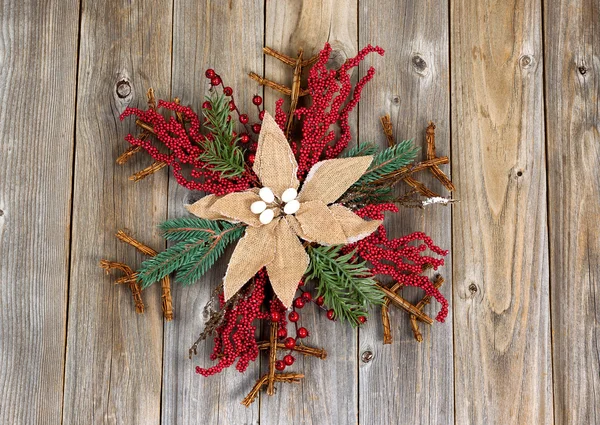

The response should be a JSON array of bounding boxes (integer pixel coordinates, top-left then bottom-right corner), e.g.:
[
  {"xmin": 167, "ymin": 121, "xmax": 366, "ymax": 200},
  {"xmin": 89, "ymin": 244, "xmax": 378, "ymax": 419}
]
[
  {"xmin": 137, "ymin": 218, "xmax": 244, "ymax": 288},
  {"xmin": 342, "ymin": 142, "xmax": 378, "ymax": 158},
  {"xmin": 200, "ymin": 93, "xmax": 246, "ymax": 178},
  {"xmin": 306, "ymin": 245, "xmax": 384, "ymax": 327},
  {"xmin": 353, "ymin": 139, "xmax": 419, "ymax": 187}
]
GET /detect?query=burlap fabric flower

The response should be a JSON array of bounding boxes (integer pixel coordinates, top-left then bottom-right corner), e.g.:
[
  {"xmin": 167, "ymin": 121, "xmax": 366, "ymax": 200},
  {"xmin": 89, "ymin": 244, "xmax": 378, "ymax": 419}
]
[{"xmin": 186, "ymin": 112, "xmax": 381, "ymax": 307}]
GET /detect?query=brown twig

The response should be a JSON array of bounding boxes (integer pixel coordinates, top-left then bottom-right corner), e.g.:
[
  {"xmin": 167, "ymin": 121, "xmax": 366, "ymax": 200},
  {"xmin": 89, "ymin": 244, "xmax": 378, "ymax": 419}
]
[
  {"xmin": 257, "ymin": 342, "xmax": 327, "ymax": 360},
  {"xmin": 381, "ymin": 301, "xmax": 393, "ymax": 344},
  {"xmin": 115, "ymin": 230, "xmax": 173, "ymax": 320},
  {"xmin": 267, "ymin": 322, "xmax": 278, "ymax": 395},
  {"xmin": 426, "ymin": 122, "xmax": 455, "ymax": 191},
  {"xmin": 403, "ymin": 176, "xmax": 439, "ymax": 198},
  {"xmin": 410, "ymin": 275, "xmax": 445, "ymax": 342},
  {"xmin": 130, "ymin": 161, "xmax": 168, "ymax": 182},
  {"xmin": 380, "ymin": 115, "xmax": 395, "ymax": 147},
  {"xmin": 376, "ymin": 283, "xmax": 434, "ymax": 325},
  {"xmin": 100, "ymin": 260, "xmax": 145, "ymax": 313},
  {"xmin": 241, "ymin": 373, "xmax": 304, "ymax": 407},
  {"xmin": 116, "ymin": 88, "xmax": 156, "ymax": 164}
]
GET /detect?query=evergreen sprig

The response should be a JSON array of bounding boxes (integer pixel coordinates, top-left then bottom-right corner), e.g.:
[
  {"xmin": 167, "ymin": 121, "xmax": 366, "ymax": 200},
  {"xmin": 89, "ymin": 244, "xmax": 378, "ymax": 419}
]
[
  {"xmin": 137, "ymin": 217, "xmax": 244, "ymax": 288},
  {"xmin": 200, "ymin": 94, "xmax": 246, "ymax": 178},
  {"xmin": 353, "ymin": 139, "xmax": 419, "ymax": 187},
  {"xmin": 306, "ymin": 245, "xmax": 384, "ymax": 327},
  {"xmin": 342, "ymin": 142, "xmax": 379, "ymax": 158}
]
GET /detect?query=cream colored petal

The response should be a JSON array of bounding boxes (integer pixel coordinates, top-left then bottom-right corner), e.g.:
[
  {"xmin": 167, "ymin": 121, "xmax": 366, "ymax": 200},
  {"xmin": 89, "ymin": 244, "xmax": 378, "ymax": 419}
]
[
  {"xmin": 285, "ymin": 215, "xmax": 311, "ymax": 242},
  {"xmin": 223, "ymin": 220, "xmax": 278, "ymax": 301},
  {"xmin": 210, "ymin": 190, "xmax": 263, "ymax": 227},
  {"xmin": 297, "ymin": 156, "xmax": 373, "ymax": 204},
  {"xmin": 266, "ymin": 219, "xmax": 309, "ymax": 308},
  {"xmin": 328, "ymin": 204, "xmax": 382, "ymax": 243},
  {"xmin": 185, "ymin": 194, "xmax": 231, "ymax": 221},
  {"xmin": 253, "ymin": 111, "xmax": 299, "ymax": 197},
  {"xmin": 294, "ymin": 200, "xmax": 347, "ymax": 245}
]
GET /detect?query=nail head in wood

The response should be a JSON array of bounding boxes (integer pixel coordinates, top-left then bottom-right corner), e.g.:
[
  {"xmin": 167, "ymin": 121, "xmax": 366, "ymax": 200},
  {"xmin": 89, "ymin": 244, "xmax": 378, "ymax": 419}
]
[
  {"xmin": 361, "ymin": 350, "xmax": 374, "ymax": 363},
  {"xmin": 519, "ymin": 55, "xmax": 533, "ymax": 69},
  {"xmin": 469, "ymin": 283, "xmax": 478, "ymax": 293}
]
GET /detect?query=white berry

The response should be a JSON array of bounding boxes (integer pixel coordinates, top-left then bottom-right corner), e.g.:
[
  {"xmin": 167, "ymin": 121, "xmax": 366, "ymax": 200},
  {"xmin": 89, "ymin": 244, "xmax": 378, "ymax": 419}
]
[
  {"xmin": 281, "ymin": 187, "xmax": 298, "ymax": 203},
  {"xmin": 250, "ymin": 200, "xmax": 267, "ymax": 214},
  {"xmin": 259, "ymin": 209, "xmax": 275, "ymax": 225},
  {"xmin": 259, "ymin": 187, "xmax": 275, "ymax": 203},
  {"xmin": 283, "ymin": 199, "xmax": 300, "ymax": 215}
]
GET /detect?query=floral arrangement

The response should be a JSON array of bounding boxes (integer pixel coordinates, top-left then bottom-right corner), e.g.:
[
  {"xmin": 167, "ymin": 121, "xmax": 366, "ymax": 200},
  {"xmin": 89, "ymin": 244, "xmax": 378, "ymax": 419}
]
[{"xmin": 101, "ymin": 43, "xmax": 453, "ymax": 404}]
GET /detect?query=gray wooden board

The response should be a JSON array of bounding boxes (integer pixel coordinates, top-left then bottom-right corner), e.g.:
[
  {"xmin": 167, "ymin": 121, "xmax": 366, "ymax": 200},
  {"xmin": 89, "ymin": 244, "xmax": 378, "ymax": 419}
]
[
  {"xmin": 161, "ymin": 1, "xmax": 264, "ymax": 424},
  {"xmin": 63, "ymin": 0, "xmax": 172, "ymax": 423},
  {"xmin": 357, "ymin": 1, "xmax": 454, "ymax": 424},
  {"xmin": 451, "ymin": 0, "xmax": 553, "ymax": 423},
  {"xmin": 544, "ymin": 0, "xmax": 600, "ymax": 423},
  {"xmin": 0, "ymin": 0, "xmax": 79, "ymax": 423},
  {"xmin": 259, "ymin": 1, "xmax": 359, "ymax": 424}
]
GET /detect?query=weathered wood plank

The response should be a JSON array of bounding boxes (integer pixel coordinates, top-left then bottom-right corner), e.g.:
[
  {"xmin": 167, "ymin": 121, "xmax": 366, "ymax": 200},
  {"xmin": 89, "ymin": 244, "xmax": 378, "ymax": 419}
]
[
  {"xmin": 0, "ymin": 1, "xmax": 79, "ymax": 423},
  {"xmin": 259, "ymin": 2, "xmax": 359, "ymax": 424},
  {"xmin": 545, "ymin": 0, "xmax": 600, "ymax": 423},
  {"xmin": 357, "ymin": 1, "xmax": 454, "ymax": 424},
  {"xmin": 63, "ymin": 1, "xmax": 172, "ymax": 423},
  {"xmin": 451, "ymin": 0, "xmax": 553, "ymax": 423},
  {"xmin": 160, "ymin": 2, "xmax": 264, "ymax": 424}
]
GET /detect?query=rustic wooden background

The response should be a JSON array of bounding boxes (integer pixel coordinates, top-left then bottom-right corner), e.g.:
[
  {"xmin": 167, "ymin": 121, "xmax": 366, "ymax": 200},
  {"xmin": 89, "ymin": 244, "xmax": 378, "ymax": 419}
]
[{"xmin": 1, "ymin": 0, "xmax": 598, "ymax": 423}]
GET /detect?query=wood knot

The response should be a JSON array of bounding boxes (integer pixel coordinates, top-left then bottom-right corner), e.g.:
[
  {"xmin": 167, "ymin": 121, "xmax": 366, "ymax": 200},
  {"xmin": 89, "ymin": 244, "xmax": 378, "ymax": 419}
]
[
  {"xmin": 391, "ymin": 95, "xmax": 401, "ymax": 105},
  {"xmin": 0, "ymin": 209, "xmax": 3, "ymax": 217},
  {"xmin": 519, "ymin": 55, "xmax": 533, "ymax": 69},
  {"xmin": 578, "ymin": 65, "xmax": 587, "ymax": 75},
  {"xmin": 411, "ymin": 54, "xmax": 428, "ymax": 75},
  {"xmin": 116, "ymin": 79, "xmax": 132, "ymax": 99},
  {"xmin": 468, "ymin": 283, "xmax": 478, "ymax": 293},
  {"xmin": 361, "ymin": 350, "xmax": 374, "ymax": 363},
  {"xmin": 516, "ymin": 170, "xmax": 523, "ymax": 177}
]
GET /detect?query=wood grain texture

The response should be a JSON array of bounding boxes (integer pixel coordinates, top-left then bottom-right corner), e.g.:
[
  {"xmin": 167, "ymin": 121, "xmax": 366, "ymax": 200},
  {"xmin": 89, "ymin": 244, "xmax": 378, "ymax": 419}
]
[
  {"xmin": 260, "ymin": 1, "xmax": 359, "ymax": 424},
  {"xmin": 0, "ymin": 1, "xmax": 79, "ymax": 423},
  {"xmin": 451, "ymin": 0, "xmax": 553, "ymax": 423},
  {"xmin": 62, "ymin": 0, "xmax": 172, "ymax": 423},
  {"xmin": 160, "ymin": 1, "xmax": 264, "ymax": 424},
  {"xmin": 545, "ymin": 0, "xmax": 600, "ymax": 423},
  {"xmin": 357, "ymin": 1, "xmax": 454, "ymax": 424}
]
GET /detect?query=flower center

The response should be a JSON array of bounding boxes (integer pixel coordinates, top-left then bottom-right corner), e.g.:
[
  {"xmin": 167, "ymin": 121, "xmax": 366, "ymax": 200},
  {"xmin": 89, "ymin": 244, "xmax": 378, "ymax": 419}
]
[{"xmin": 250, "ymin": 187, "xmax": 299, "ymax": 224}]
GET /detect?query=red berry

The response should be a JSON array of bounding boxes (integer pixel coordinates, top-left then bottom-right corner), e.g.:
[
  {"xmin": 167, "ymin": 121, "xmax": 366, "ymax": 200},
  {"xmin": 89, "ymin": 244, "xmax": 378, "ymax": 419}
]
[
  {"xmin": 293, "ymin": 298, "xmax": 305, "ymax": 309},
  {"xmin": 284, "ymin": 337, "xmax": 296, "ymax": 349},
  {"xmin": 275, "ymin": 360, "xmax": 286, "ymax": 371},
  {"xmin": 297, "ymin": 327, "xmax": 309, "ymax": 338},
  {"xmin": 283, "ymin": 354, "xmax": 295, "ymax": 366},
  {"xmin": 301, "ymin": 292, "xmax": 312, "ymax": 302},
  {"xmin": 228, "ymin": 100, "xmax": 236, "ymax": 111},
  {"xmin": 240, "ymin": 133, "xmax": 250, "ymax": 143},
  {"xmin": 252, "ymin": 123, "xmax": 261, "ymax": 134},
  {"xmin": 277, "ymin": 328, "xmax": 287, "ymax": 339},
  {"xmin": 223, "ymin": 86, "xmax": 233, "ymax": 96},
  {"xmin": 239, "ymin": 114, "xmax": 249, "ymax": 124},
  {"xmin": 326, "ymin": 309, "xmax": 335, "ymax": 320},
  {"xmin": 358, "ymin": 316, "xmax": 367, "ymax": 324},
  {"xmin": 259, "ymin": 110, "xmax": 266, "ymax": 120},
  {"xmin": 226, "ymin": 115, "xmax": 232, "ymax": 123},
  {"xmin": 205, "ymin": 69, "xmax": 215, "ymax": 79},
  {"xmin": 210, "ymin": 76, "xmax": 222, "ymax": 86},
  {"xmin": 315, "ymin": 296, "xmax": 325, "ymax": 306},
  {"xmin": 202, "ymin": 101, "xmax": 212, "ymax": 110},
  {"xmin": 252, "ymin": 95, "xmax": 263, "ymax": 106},
  {"xmin": 270, "ymin": 312, "xmax": 280, "ymax": 322},
  {"xmin": 288, "ymin": 311, "xmax": 299, "ymax": 322},
  {"xmin": 248, "ymin": 154, "xmax": 255, "ymax": 164}
]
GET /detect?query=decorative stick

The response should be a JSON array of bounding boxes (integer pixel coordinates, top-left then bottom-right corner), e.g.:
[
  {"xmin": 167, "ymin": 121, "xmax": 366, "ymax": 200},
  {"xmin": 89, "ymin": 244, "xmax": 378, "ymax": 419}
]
[
  {"xmin": 242, "ymin": 373, "xmax": 304, "ymax": 407},
  {"xmin": 257, "ymin": 342, "xmax": 327, "ymax": 360},
  {"xmin": 100, "ymin": 260, "xmax": 145, "ymax": 313},
  {"xmin": 376, "ymin": 284, "xmax": 434, "ymax": 325},
  {"xmin": 267, "ymin": 322, "xmax": 278, "ymax": 395},
  {"xmin": 425, "ymin": 122, "xmax": 455, "ymax": 191},
  {"xmin": 248, "ymin": 72, "xmax": 310, "ymax": 97},
  {"xmin": 410, "ymin": 275, "xmax": 445, "ymax": 342},
  {"xmin": 130, "ymin": 161, "xmax": 168, "ymax": 182},
  {"xmin": 115, "ymin": 230, "xmax": 173, "ymax": 320},
  {"xmin": 403, "ymin": 176, "xmax": 439, "ymax": 198},
  {"xmin": 381, "ymin": 301, "xmax": 393, "ymax": 344},
  {"xmin": 380, "ymin": 115, "xmax": 395, "ymax": 147}
]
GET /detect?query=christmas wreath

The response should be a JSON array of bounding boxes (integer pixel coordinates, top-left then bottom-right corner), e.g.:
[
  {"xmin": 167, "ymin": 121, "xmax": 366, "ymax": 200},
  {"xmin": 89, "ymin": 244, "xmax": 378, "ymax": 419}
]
[{"xmin": 101, "ymin": 43, "xmax": 454, "ymax": 404}]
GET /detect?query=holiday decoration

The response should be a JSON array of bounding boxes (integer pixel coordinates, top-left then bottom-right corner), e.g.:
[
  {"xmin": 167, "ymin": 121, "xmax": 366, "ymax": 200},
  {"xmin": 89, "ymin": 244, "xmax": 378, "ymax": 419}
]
[{"xmin": 100, "ymin": 43, "xmax": 454, "ymax": 404}]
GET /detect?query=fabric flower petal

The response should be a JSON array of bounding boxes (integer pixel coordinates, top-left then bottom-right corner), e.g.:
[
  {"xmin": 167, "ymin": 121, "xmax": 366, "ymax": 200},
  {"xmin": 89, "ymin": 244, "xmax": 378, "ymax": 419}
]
[
  {"xmin": 185, "ymin": 194, "xmax": 230, "ymax": 221},
  {"xmin": 297, "ymin": 156, "xmax": 373, "ymax": 204},
  {"xmin": 223, "ymin": 220, "xmax": 278, "ymax": 301},
  {"xmin": 328, "ymin": 204, "xmax": 382, "ymax": 243},
  {"xmin": 294, "ymin": 200, "xmax": 347, "ymax": 245},
  {"xmin": 266, "ymin": 219, "xmax": 309, "ymax": 308},
  {"xmin": 252, "ymin": 112, "xmax": 299, "ymax": 197},
  {"xmin": 210, "ymin": 190, "xmax": 263, "ymax": 227}
]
